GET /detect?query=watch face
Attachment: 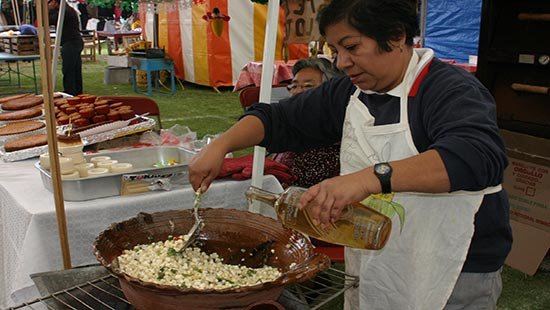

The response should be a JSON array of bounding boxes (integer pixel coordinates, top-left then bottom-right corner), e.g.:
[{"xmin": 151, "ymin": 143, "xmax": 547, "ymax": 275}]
[{"xmin": 375, "ymin": 163, "xmax": 391, "ymax": 174}]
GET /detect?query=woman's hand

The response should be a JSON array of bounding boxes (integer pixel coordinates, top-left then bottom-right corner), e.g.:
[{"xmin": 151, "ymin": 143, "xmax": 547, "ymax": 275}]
[
  {"xmin": 297, "ymin": 150, "xmax": 452, "ymax": 225},
  {"xmin": 298, "ymin": 169, "xmax": 379, "ymax": 226},
  {"xmin": 188, "ymin": 142, "xmax": 228, "ymax": 192},
  {"xmin": 188, "ymin": 116, "xmax": 266, "ymax": 192}
]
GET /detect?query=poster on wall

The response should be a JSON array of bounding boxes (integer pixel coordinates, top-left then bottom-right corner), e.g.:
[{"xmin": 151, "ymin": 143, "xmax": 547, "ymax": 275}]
[{"xmin": 283, "ymin": 0, "xmax": 330, "ymax": 44}]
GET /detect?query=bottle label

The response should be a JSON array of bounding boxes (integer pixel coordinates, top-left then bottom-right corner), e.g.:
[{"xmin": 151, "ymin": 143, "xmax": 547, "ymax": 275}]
[
  {"xmin": 284, "ymin": 193, "xmax": 300, "ymax": 224},
  {"xmin": 353, "ymin": 220, "xmax": 382, "ymax": 245}
]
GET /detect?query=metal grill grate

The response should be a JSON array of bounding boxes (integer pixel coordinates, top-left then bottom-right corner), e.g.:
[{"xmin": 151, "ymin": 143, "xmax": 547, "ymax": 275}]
[{"xmin": 7, "ymin": 266, "xmax": 358, "ymax": 310}]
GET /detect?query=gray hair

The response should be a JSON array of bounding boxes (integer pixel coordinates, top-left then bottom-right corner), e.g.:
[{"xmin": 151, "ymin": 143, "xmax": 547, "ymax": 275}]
[{"xmin": 292, "ymin": 57, "xmax": 342, "ymax": 81}]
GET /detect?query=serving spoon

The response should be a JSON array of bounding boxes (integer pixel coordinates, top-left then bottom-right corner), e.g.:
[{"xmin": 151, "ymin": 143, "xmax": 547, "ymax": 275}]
[{"xmin": 181, "ymin": 188, "xmax": 204, "ymax": 250}]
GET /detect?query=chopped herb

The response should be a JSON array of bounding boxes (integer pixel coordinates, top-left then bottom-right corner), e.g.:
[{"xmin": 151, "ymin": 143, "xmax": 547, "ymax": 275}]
[
  {"xmin": 157, "ymin": 267, "xmax": 166, "ymax": 280},
  {"xmin": 167, "ymin": 248, "xmax": 178, "ymax": 256},
  {"xmin": 217, "ymin": 277, "xmax": 234, "ymax": 284}
]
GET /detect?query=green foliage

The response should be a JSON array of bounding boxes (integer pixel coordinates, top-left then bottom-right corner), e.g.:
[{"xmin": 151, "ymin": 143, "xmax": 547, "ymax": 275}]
[
  {"xmin": 86, "ymin": 0, "xmax": 268, "ymax": 12},
  {"xmin": 86, "ymin": 0, "xmax": 140, "ymax": 12}
]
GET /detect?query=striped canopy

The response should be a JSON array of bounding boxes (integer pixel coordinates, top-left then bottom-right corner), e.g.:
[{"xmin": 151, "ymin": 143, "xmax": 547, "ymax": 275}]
[{"xmin": 141, "ymin": 0, "xmax": 308, "ymax": 87}]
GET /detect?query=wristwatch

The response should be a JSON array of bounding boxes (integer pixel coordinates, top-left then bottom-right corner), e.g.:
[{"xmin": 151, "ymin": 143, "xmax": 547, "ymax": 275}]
[{"xmin": 373, "ymin": 162, "xmax": 393, "ymax": 194}]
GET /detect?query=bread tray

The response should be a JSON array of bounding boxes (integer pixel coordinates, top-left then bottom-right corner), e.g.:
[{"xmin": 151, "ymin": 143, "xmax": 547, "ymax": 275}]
[
  {"xmin": 35, "ymin": 146, "xmax": 196, "ymax": 201},
  {"xmin": 0, "ymin": 123, "xmax": 46, "ymax": 145},
  {"xmin": 0, "ymin": 111, "xmax": 44, "ymax": 125},
  {"xmin": 79, "ymin": 117, "xmax": 156, "ymax": 146},
  {"xmin": 1, "ymin": 144, "xmax": 48, "ymax": 162}
]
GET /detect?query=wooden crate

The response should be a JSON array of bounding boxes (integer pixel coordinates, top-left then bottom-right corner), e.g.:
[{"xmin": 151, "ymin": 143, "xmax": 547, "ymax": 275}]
[
  {"xmin": 0, "ymin": 37, "xmax": 10, "ymax": 52},
  {"xmin": 1, "ymin": 36, "xmax": 38, "ymax": 55},
  {"xmin": 10, "ymin": 36, "xmax": 38, "ymax": 55}
]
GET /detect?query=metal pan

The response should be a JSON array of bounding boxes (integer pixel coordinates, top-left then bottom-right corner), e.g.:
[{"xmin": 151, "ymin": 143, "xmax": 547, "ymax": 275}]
[{"xmin": 35, "ymin": 146, "xmax": 195, "ymax": 201}]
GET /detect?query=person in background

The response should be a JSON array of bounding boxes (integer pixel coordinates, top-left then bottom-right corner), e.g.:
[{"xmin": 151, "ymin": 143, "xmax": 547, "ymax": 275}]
[
  {"xmin": 188, "ymin": 0, "xmax": 512, "ymax": 309},
  {"xmin": 49, "ymin": 0, "xmax": 83, "ymax": 95},
  {"xmin": 77, "ymin": 0, "xmax": 88, "ymax": 31},
  {"xmin": 272, "ymin": 57, "xmax": 342, "ymax": 188}
]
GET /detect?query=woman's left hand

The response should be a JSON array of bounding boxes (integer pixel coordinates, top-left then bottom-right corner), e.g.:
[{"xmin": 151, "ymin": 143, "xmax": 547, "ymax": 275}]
[{"xmin": 298, "ymin": 169, "xmax": 379, "ymax": 226}]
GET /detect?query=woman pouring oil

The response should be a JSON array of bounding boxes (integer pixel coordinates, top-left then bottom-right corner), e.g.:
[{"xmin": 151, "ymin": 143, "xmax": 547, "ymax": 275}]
[{"xmin": 189, "ymin": 1, "xmax": 512, "ymax": 309}]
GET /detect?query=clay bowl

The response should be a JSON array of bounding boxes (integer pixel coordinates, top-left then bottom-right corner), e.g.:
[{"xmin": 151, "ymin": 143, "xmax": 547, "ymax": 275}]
[{"xmin": 94, "ymin": 208, "xmax": 330, "ymax": 310}]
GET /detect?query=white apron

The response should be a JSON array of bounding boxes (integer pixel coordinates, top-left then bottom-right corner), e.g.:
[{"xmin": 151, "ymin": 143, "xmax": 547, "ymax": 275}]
[{"xmin": 341, "ymin": 49, "xmax": 501, "ymax": 310}]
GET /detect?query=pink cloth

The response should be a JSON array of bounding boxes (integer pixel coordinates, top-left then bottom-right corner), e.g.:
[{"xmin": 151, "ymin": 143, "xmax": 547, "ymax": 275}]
[
  {"xmin": 233, "ymin": 60, "xmax": 296, "ymax": 91},
  {"xmin": 216, "ymin": 154, "xmax": 296, "ymax": 185}
]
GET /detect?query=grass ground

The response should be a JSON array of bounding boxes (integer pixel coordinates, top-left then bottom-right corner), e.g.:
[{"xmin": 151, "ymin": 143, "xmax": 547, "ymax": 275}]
[{"xmin": 2, "ymin": 53, "xmax": 549, "ymax": 309}]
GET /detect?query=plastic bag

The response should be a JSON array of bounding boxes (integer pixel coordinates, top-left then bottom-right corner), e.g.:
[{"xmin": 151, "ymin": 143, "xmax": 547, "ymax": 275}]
[
  {"xmin": 162, "ymin": 124, "xmax": 196, "ymax": 146},
  {"xmin": 138, "ymin": 124, "xmax": 197, "ymax": 146},
  {"xmin": 138, "ymin": 131, "xmax": 161, "ymax": 146},
  {"xmin": 191, "ymin": 134, "xmax": 218, "ymax": 152}
]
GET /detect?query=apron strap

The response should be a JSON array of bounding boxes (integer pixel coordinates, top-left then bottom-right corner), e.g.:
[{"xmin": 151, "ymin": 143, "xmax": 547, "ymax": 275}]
[
  {"xmin": 428, "ymin": 185, "xmax": 503, "ymax": 197},
  {"xmin": 353, "ymin": 87, "xmax": 362, "ymax": 98},
  {"xmin": 483, "ymin": 184, "xmax": 502, "ymax": 195}
]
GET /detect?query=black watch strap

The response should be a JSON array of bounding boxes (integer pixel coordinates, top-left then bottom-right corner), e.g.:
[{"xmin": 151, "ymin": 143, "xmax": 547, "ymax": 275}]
[
  {"xmin": 379, "ymin": 176, "xmax": 392, "ymax": 194},
  {"xmin": 374, "ymin": 163, "xmax": 393, "ymax": 194}
]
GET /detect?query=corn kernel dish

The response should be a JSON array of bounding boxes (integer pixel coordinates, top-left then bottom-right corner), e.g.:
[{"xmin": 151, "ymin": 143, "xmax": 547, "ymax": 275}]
[
  {"xmin": 118, "ymin": 236, "xmax": 282, "ymax": 290},
  {"xmin": 94, "ymin": 208, "xmax": 331, "ymax": 310}
]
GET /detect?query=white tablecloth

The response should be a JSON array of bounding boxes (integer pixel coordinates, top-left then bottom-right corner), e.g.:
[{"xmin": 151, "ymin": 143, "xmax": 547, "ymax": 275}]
[{"xmin": 0, "ymin": 157, "xmax": 281, "ymax": 307}]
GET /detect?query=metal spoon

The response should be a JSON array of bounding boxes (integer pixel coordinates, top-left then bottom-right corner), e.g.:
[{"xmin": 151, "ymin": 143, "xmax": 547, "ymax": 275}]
[{"xmin": 181, "ymin": 188, "xmax": 204, "ymax": 250}]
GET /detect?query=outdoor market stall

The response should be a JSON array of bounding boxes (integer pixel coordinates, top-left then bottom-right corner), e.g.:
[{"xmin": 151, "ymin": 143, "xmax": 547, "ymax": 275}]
[
  {"xmin": 0, "ymin": 156, "xmax": 281, "ymax": 306},
  {"xmin": 0, "ymin": 1, "xmax": 342, "ymax": 308}
]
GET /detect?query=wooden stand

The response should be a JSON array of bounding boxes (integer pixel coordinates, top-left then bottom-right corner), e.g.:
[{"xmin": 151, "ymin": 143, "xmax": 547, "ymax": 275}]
[{"xmin": 36, "ymin": 0, "xmax": 72, "ymax": 269}]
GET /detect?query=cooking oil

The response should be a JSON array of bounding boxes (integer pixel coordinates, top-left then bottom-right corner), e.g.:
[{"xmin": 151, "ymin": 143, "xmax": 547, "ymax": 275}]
[{"xmin": 246, "ymin": 186, "xmax": 392, "ymax": 250}]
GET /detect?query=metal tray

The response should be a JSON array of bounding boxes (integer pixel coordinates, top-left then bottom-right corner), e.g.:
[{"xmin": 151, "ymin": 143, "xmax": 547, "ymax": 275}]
[
  {"xmin": 17, "ymin": 265, "xmax": 357, "ymax": 310},
  {"xmin": 2, "ymin": 144, "xmax": 48, "ymax": 162},
  {"xmin": 35, "ymin": 146, "xmax": 196, "ymax": 201}
]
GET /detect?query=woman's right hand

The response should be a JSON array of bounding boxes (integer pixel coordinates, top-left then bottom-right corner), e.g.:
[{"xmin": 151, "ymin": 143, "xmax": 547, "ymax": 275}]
[
  {"xmin": 188, "ymin": 115, "xmax": 267, "ymax": 192},
  {"xmin": 188, "ymin": 142, "xmax": 228, "ymax": 192}
]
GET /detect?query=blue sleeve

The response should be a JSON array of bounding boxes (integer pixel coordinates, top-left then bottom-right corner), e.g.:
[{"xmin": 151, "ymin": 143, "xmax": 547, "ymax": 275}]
[
  {"xmin": 420, "ymin": 68, "xmax": 508, "ymax": 191},
  {"xmin": 243, "ymin": 76, "xmax": 351, "ymax": 153}
]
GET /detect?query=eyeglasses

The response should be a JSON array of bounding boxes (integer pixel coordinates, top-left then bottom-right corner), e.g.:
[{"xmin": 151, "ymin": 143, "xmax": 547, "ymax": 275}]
[{"xmin": 286, "ymin": 82, "xmax": 317, "ymax": 92}]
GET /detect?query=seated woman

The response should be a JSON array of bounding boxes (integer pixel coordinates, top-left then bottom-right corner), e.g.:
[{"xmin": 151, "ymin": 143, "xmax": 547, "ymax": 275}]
[{"xmin": 272, "ymin": 57, "xmax": 342, "ymax": 187}]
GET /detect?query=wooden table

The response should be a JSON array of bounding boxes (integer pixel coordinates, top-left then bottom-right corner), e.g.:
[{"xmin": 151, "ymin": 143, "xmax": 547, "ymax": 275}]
[{"xmin": 96, "ymin": 30, "xmax": 142, "ymax": 51}]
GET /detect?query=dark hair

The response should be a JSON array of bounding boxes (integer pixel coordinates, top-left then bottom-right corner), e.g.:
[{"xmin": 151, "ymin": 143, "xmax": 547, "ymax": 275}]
[
  {"xmin": 292, "ymin": 57, "xmax": 342, "ymax": 81},
  {"xmin": 318, "ymin": 0, "xmax": 419, "ymax": 52}
]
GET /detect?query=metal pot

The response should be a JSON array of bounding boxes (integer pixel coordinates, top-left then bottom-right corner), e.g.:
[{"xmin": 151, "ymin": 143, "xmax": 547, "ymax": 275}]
[{"xmin": 94, "ymin": 208, "xmax": 330, "ymax": 310}]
